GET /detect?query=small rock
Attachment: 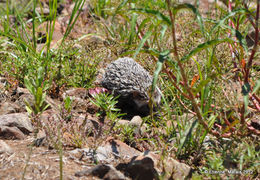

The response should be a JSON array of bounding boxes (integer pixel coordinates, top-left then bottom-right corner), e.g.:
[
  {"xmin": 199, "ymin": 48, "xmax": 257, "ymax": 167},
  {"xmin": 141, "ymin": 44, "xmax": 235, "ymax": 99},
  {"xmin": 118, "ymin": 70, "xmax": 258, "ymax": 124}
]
[
  {"xmin": 166, "ymin": 158, "xmax": 191, "ymax": 179},
  {"xmin": 129, "ymin": 116, "xmax": 143, "ymax": 127},
  {"xmin": 14, "ymin": 87, "xmax": 30, "ymax": 95},
  {"xmin": 121, "ymin": 156, "xmax": 158, "ymax": 180},
  {"xmin": 62, "ymin": 88, "xmax": 88, "ymax": 100},
  {"xmin": 0, "ymin": 90, "xmax": 8, "ymax": 103},
  {"xmin": 99, "ymin": 137, "xmax": 141, "ymax": 159},
  {"xmin": 73, "ymin": 137, "xmax": 141, "ymax": 163},
  {"xmin": 118, "ymin": 117, "xmax": 147, "ymax": 136},
  {"xmin": 75, "ymin": 164, "xmax": 110, "ymax": 178},
  {"xmin": 0, "ymin": 140, "xmax": 13, "ymax": 154},
  {"xmin": 103, "ymin": 165, "xmax": 126, "ymax": 180},
  {"xmin": 40, "ymin": 109, "xmax": 60, "ymax": 125},
  {"xmin": 117, "ymin": 151, "xmax": 191, "ymax": 180},
  {"xmin": 0, "ymin": 113, "xmax": 33, "ymax": 134},
  {"xmin": 35, "ymin": 2, "xmax": 50, "ymax": 16},
  {"xmin": 117, "ymin": 120, "xmax": 129, "ymax": 126},
  {"xmin": 62, "ymin": 88, "xmax": 89, "ymax": 113},
  {"xmin": 0, "ymin": 126, "xmax": 25, "ymax": 140},
  {"xmin": 75, "ymin": 164, "xmax": 126, "ymax": 180},
  {"xmin": 33, "ymin": 136, "xmax": 48, "ymax": 147},
  {"xmin": 0, "ymin": 77, "xmax": 8, "ymax": 84},
  {"xmin": 15, "ymin": 93, "xmax": 34, "ymax": 112},
  {"xmin": 0, "ymin": 101, "xmax": 20, "ymax": 115}
]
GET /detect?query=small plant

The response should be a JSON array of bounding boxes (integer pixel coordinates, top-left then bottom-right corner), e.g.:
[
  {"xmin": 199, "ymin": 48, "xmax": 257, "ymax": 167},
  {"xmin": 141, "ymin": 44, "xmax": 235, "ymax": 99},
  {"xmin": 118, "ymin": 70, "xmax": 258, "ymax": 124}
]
[
  {"xmin": 90, "ymin": 92, "xmax": 121, "ymax": 121},
  {"xmin": 61, "ymin": 96, "xmax": 73, "ymax": 122},
  {"xmin": 24, "ymin": 67, "xmax": 50, "ymax": 116},
  {"xmin": 118, "ymin": 124, "xmax": 136, "ymax": 146}
]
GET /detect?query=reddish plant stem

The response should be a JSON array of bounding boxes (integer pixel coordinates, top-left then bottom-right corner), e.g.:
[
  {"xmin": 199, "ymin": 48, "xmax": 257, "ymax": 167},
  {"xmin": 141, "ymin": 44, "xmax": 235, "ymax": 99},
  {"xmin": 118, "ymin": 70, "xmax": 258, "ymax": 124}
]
[
  {"xmin": 250, "ymin": 94, "xmax": 260, "ymax": 112},
  {"xmin": 228, "ymin": 0, "xmax": 238, "ymax": 68},
  {"xmin": 244, "ymin": 0, "xmax": 259, "ymax": 83},
  {"xmin": 252, "ymin": 93, "xmax": 260, "ymax": 104},
  {"xmin": 247, "ymin": 122, "xmax": 260, "ymax": 135}
]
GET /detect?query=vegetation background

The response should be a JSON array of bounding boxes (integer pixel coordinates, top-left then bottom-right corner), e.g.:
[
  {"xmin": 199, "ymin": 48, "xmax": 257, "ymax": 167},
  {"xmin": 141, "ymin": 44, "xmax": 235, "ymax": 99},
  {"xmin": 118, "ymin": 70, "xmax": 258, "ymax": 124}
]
[{"xmin": 0, "ymin": 0, "xmax": 259, "ymax": 179}]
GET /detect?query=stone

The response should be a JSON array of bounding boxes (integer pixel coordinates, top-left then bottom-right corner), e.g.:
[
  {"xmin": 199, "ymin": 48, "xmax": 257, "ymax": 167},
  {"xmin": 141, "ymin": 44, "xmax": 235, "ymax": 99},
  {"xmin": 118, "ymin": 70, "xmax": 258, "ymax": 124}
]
[
  {"xmin": 116, "ymin": 151, "xmax": 191, "ymax": 180},
  {"xmin": 117, "ymin": 120, "xmax": 130, "ymax": 126},
  {"xmin": 71, "ymin": 137, "xmax": 141, "ymax": 164},
  {"xmin": 0, "ymin": 101, "xmax": 20, "ymax": 115},
  {"xmin": 129, "ymin": 116, "xmax": 143, "ymax": 127},
  {"xmin": 62, "ymin": 88, "xmax": 88, "ymax": 100},
  {"xmin": 99, "ymin": 137, "xmax": 141, "ymax": 159},
  {"xmin": 75, "ymin": 164, "xmax": 126, "ymax": 180},
  {"xmin": 62, "ymin": 88, "xmax": 89, "ymax": 113},
  {"xmin": 0, "ymin": 140, "xmax": 13, "ymax": 154},
  {"xmin": 120, "ymin": 156, "xmax": 159, "ymax": 180},
  {"xmin": 39, "ymin": 109, "xmax": 60, "ymax": 125},
  {"xmin": 0, "ymin": 126, "xmax": 25, "ymax": 140},
  {"xmin": 0, "ymin": 113, "xmax": 33, "ymax": 134}
]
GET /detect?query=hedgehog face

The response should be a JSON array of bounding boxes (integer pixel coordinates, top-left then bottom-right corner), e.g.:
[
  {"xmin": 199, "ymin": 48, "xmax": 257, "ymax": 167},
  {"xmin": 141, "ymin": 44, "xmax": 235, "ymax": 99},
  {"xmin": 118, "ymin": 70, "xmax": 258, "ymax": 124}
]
[{"xmin": 132, "ymin": 87, "xmax": 162, "ymax": 109}]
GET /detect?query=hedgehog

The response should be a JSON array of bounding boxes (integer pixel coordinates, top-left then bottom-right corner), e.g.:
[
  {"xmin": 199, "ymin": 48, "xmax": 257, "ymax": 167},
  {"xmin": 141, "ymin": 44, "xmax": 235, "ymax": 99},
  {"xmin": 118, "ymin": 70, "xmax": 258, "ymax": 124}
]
[{"xmin": 101, "ymin": 57, "xmax": 162, "ymax": 116}]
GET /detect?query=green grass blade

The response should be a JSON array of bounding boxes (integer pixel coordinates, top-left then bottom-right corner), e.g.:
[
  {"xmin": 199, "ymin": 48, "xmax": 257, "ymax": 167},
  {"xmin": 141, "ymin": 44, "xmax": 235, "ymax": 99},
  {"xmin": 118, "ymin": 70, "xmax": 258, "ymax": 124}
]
[
  {"xmin": 210, "ymin": 8, "xmax": 249, "ymax": 35},
  {"xmin": 160, "ymin": 24, "xmax": 168, "ymax": 42},
  {"xmin": 62, "ymin": 0, "xmax": 86, "ymax": 43},
  {"xmin": 242, "ymin": 82, "xmax": 251, "ymax": 115},
  {"xmin": 152, "ymin": 50, "xmax": 170, "ymax": 92},
  {"xmin": 177, "ymin": 119, "xmax": 198, "ymax": 156},
  {"xmin": 181, "ymin": 38, "xmax": 234, "ymax": 62},
  {"xmin": 252, "ymin": 79, "xmax": 260, "ymax": 94},
  {"xmin": 112, "ymin": 0, "xmax": 129, "ymax": 22},
  {"xmin": 0, "ymin": 31, "xmax": 36, "ymax": 54},
  {"xmin": 130, "ymin": 8, "xmax": 171, "ymax": 25},
  {"xmin": 133, "ymin": 30, "xmax": 152, "ymax": 58},
  {"xmin": 173, "ymin": 3, "xmax": 205, "ymax": 37},
  {"xmin": 32, "ymin": 0, "xmax": 37, "ymax": 49},
  {"xmin": 128, "ymin": 10, "xmax": 137, "ymax": 45},
  {"xmin": 215, "ymin": 24, "xmax": 248, "ymax": 53}
]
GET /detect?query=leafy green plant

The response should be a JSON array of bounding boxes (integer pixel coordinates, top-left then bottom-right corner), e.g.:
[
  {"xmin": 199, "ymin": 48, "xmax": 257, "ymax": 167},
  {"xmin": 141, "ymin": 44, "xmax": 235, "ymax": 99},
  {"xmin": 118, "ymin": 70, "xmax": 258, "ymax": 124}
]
[
  {"xmin": 24, "ymin": 67, "xmax": 50, "ymax": 115},
  {"xmin": 90, "ymin": 92, "xmax": 122, "ymax": 123}
]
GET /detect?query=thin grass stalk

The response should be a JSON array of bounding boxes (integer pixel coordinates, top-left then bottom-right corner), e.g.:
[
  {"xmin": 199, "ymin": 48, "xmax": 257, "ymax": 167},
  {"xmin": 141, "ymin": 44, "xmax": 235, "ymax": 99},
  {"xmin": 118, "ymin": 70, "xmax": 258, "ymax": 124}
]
[
  {"xmin": 5, "ymin": 0, "xmax": 9, "ymax": 32},
  {"xmin": 58, "ymin": 126, "xmax": 63, "ymax": 180},
  {"xmin": 22, "ymin": 114, "xmax": 40, "ymax": 180},
  {"xmin": 47, "ymin": 0, "xmax": 58, "ymax": 56},
  {"xmin": 62, "ymin": 0, "xmax": 86, "ymax": 43},
  {"xmin": 32, "ymin": 0, "xmax": 37, "ymax": 49},
  {"xmin": 227, "ymin": 0, "xmax": 238, "ymax": 69}
]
